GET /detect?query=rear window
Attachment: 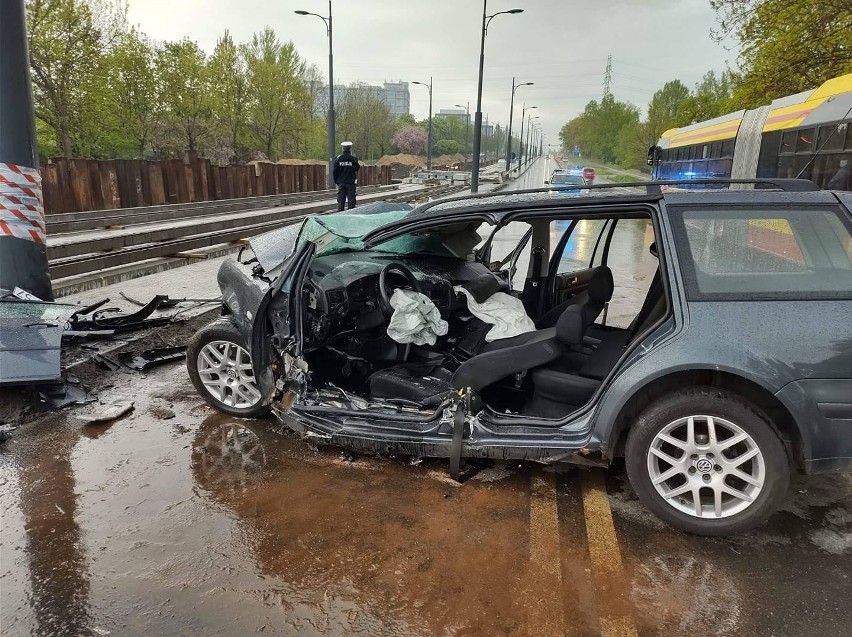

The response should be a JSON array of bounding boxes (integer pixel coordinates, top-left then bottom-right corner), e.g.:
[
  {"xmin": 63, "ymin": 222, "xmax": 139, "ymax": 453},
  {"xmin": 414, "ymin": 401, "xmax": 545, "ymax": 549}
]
[{"xmin": 672, "ymin": 207, "xmax": 852, "ymax": 300}]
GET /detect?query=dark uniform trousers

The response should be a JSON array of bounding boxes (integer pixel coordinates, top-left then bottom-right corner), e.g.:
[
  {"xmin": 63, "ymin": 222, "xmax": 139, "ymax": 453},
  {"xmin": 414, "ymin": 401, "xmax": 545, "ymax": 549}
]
[{"xmin": 337, "ymin": 183, "xmax": 356, "ymax": 211}]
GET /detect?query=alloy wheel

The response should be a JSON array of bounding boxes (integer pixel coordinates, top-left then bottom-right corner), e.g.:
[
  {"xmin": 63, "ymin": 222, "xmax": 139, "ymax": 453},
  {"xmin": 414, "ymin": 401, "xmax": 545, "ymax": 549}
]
[
  {"xmin": 196, "ymin": 341, "xmax": 261, "ymax": 410},
  {"xmin": 647, "ymin": 415, "xmax": 765, "ymax": 519}
]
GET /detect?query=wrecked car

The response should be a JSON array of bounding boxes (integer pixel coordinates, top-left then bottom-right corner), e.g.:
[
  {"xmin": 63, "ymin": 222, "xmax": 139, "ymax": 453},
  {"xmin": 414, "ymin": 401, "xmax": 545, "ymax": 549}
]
[{"xmin": 188, "ymin": 183, "xmax": 852, "ymax": 536}]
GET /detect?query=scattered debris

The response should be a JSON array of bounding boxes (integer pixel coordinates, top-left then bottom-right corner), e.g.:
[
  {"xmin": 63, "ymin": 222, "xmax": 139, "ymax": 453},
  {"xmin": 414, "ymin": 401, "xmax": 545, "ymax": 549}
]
[
  {"xmin": 0, "ymin": 423, "xmax": 15, "ymax": 444},
  {"xmin": 119, "ymin": 292, "xmax": 221, "ymax": 309},
  {"xmin": 93, "ymin": 352, "xmax": 124, "ymax": 373},
  {"xmin": 79, "ymin": 401, "xmax": 135, "ymax": 424},
  {"xmin": 117, "ymin": 346, "xmax": 187, "ymax": 371},
  {"xmin": 67, "ymin": 295, "xmax": 174, "ymax": 334},
  {"xmin": 38, "ymin": 382, "xmax": 94, "ymax": 410}
]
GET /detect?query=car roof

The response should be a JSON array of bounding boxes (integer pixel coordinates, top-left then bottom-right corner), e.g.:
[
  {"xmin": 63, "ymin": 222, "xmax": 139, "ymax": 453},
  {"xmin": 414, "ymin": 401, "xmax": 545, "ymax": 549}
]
[{"xmin": 360, "ymin": 178, "xmax": 827, "ymax": 244}]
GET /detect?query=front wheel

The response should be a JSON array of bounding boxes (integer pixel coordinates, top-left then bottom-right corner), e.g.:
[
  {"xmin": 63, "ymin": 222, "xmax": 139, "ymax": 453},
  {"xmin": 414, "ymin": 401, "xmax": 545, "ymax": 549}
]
[
  {"xmin": 625, "ymin": 386, "xmax": 790, "ymax": 536},
  {"xmin": 187, "ymin": 318, "xmax": 270, "ymax": 418}
]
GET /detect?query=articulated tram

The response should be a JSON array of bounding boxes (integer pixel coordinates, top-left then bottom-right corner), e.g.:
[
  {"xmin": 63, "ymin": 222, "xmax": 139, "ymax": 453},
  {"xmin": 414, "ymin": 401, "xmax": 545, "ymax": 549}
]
[{"xmin": 649, "ymin": 73, "xmax": 852, "ymax": 191}]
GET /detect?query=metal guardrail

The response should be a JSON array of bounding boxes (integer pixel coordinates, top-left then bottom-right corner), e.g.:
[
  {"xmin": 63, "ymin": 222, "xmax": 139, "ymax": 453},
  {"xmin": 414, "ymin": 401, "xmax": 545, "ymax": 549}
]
[{"xmin": 49, "ymin": 184, "xmax": 466, "ymax": 280}]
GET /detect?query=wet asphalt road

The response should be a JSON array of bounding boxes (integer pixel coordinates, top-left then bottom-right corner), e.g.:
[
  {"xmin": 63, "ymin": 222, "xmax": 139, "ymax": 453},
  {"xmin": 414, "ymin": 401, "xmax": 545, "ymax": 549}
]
[
  {"xmin": 2, "ymin": 164, "xmax": 851, "ymax": 636},
  {"xmin": 2, "ymin": 366, "xmax": 851, "ymax": 636}
]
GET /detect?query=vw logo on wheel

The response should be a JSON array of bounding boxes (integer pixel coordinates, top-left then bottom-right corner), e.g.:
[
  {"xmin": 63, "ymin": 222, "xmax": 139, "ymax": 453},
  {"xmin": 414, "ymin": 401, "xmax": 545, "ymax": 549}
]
[
  {"xmin": 695, "ymin": 458, "xmax": 714, "ymax": 474},
  {"xmin": 226, "ymin": 368, "xmax": 238, "ymax": 379}
]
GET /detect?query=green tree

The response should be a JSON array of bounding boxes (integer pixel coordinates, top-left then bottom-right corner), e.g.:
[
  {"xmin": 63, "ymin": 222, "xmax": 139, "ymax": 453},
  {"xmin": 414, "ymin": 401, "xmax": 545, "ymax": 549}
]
[
  {"xmin": 646, "ymin": 80, "xmax": 690, "ymax": 138},
  {"xmin": 336, "ymin": 83, "xmax": 396, "ymax": 160},
  {"xmin": 561, "ymin": 97, "xmax": 639, "ymax": 164},
  {"xmin": 208, "ymin": 30, "xmax": 249, "ymax": 162},
  {"xmin": 434, "ymin": 139, "xmax": 462, "ymax": 156},
  {"xmin": 157, "ymin": 39, "xmax": 212, "ymax": 154},
  {"xmin": 26, "ymin": 0, "xmax": 124, "ymax": 158},
  {"xmin": 711, "ymin": 0, "xmax": 852, "ymax": 106},
  {"xmin": 676, "ymin": 71, "xmax": 734, "ymax": 125},
  {"xmin": 107, "ymin": 28, "xmax": 162, "ymax": 157},
  {"xmin": 242, "ymin": 28, "xmax": 308, "ymax": 160}
]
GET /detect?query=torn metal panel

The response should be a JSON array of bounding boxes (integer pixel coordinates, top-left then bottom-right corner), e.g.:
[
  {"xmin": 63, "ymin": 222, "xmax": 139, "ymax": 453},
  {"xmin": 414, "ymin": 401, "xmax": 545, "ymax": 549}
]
[{"xmin": 0, "ymin": 299, "xmax": 75, "ymax": 385}]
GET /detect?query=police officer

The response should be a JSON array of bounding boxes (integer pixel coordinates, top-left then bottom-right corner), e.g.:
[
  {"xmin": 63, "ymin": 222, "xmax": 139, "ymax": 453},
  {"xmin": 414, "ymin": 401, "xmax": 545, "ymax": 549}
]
[{"xmin": 333, "ymin": 141, "xmax": 360, "ymax": 211}]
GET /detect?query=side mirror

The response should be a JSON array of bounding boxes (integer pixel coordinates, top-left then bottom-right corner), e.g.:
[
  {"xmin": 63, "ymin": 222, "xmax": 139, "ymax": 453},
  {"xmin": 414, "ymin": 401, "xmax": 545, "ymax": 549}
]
[{"xmin": 544, "ymin": 180, "xmax": 550, "ymax": 185}]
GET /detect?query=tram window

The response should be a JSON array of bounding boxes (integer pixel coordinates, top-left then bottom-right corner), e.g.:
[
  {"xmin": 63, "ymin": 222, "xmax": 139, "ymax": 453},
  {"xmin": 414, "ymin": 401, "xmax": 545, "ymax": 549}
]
[
  {"xmin": 846, "ymin": 126, "xmax": 852, "ymax": 150},
  {"xmin": 778, "ymin": 154, "xmax": 810, "ymax": 179},
  {"xmin": 677, "ymin": 147, "xmax": 688, "ymax": 161},
  {"xmin": 757, "ymin": 131, "xmax": 782, "ymax": 178},
  {"xmin": 810, "ymin": 153, "xmax": 852, "ymax": 191},
  {"xmin": 796, "ymin": 128, "xmax": 815, "ymax": 153},
  {"xmin": 721, "ymin": 139, "xmax": 736, "ymax": 157},
  {"xmin": 780, "ymin": 130, "xmax": 797, "ymax": 154},
  {"xmin": 710, "ymin": 142, "xmax": 722, "ymax": 158},
  {"xmin": 689, "ymin": 146, "xmax": 700, "ymax": 160},
  {"xmin": 702, "ymin": 144, "xmax": 709, "ymax": 159},
  {"xmin": 817, "ymin": 125, "xmax": 845, "ymax": 152}
]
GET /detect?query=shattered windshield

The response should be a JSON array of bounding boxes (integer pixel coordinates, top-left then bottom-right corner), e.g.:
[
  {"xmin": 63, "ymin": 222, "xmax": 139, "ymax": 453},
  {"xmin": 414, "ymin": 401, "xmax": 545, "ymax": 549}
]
[{"xmin": 297, "ymin": 210, "xmax": 448, "ymax": 257}]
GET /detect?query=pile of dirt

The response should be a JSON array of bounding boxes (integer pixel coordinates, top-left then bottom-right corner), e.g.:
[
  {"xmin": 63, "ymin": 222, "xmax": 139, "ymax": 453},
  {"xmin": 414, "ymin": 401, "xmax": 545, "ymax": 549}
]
[
  {"xmin": 376, "ymin": 154, "xmax": 426, "ymax": 168},
  {"xmin": 432, "ymin": 154, "xmax": 465, "ymax": 169}
]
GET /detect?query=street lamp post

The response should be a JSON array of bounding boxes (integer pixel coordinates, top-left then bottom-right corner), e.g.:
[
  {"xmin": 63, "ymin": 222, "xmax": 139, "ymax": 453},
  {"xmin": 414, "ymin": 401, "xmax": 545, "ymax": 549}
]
[
  {"xmin": 525, "ymin": 115, "xmax": 539, "ymax": 167},
  {"xmin": 471, "ymin": 2, "xmax": 523, "ymax": 193},
  {"xmin": 517, "ymin": 104, "xmax": 536, "ymax": 172},
  {"xmin": 413, "ymin": 78, "xmax": 433, "ymax": 171},
  {"xmin": 295, "ymin": 1, "xmax": 335, "ymax": 189},
  {"xmin": 455, "ymin": 102, "xmax": 470, "ymax": 169},
  {"xmin": 506, "ymin": 78, "xmax": 533, "ymax": 174}
]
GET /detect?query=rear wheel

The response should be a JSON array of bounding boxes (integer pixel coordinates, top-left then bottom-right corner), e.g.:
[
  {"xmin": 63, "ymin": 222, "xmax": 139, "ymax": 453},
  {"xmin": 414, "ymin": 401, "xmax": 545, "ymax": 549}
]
[
  {"xmin": 187, "ymin": 318, "xmax": 270, "ymax": 418},
  {"xmin": 625, "ymin": 386, "xmax": 789, "ymax": 536}
]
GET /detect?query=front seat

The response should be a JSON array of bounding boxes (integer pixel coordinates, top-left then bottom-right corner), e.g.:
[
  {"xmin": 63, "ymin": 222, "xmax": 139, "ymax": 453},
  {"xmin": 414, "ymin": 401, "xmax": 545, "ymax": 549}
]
[
  {"xmin": 452, "ymin": 275, "xmax": 613, "ymax": 393},
  {"xmin": 478, "ymin": 265, "xmax": 614, "ymax": 354}
]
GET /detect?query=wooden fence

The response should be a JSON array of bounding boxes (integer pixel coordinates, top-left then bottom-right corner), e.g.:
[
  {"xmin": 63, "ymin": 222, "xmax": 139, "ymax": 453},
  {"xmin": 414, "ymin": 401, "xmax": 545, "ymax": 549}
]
[{"xmin": 40, "ymin": 154, "xmax": 392, "ymax": 215}]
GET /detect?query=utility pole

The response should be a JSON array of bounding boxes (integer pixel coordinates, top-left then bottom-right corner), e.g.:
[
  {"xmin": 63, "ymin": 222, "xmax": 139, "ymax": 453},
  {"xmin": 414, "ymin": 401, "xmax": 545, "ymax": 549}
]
[{"xmin": 0, "ymin": 0, "xmax": 52, "ymax": 300}]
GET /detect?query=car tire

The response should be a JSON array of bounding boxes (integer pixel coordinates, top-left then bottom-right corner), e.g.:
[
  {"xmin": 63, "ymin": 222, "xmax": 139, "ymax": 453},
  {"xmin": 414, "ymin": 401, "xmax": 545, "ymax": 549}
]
[
  {"xmin": 186, "ymin": 317, "xmax": 270, "ymax": 418},
  {"xmin": 625, "ymin": 386, "xmax": 789, "ymax": 536}
]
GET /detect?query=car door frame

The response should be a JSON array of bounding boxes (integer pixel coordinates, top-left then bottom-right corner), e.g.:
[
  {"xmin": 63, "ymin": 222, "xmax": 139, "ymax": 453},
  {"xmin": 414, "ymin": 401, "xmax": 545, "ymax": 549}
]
[{"xmin": 476, "ymin": 200, "xmax": 679, "ymax": 435}]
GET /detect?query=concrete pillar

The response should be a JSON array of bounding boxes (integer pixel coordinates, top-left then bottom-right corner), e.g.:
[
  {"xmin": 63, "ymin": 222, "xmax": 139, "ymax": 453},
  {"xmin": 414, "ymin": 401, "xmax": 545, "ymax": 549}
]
[{"xmin": 0, "ymin": 0, "xmax": 53, "ymax": 300}]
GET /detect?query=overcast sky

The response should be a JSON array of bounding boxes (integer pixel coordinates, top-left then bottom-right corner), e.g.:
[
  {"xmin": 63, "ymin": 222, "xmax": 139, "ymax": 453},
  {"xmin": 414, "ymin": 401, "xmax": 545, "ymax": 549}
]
[{"xmin": 128, "ymin": 0, "xmax": 739, "ymax": 145}]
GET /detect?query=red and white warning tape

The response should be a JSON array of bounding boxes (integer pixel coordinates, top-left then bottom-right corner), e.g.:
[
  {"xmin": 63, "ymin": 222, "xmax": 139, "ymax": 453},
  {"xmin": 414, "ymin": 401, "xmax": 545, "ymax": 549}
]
[{"xmin": 0, "ymin": 162, "xmax": 46, "ymax": 244}]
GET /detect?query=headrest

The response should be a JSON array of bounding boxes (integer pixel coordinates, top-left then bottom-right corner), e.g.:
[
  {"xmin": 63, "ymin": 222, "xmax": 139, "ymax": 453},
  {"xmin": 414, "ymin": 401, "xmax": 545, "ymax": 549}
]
[
  {"xmin": 555, "ymin": 305, "xmax": 584, "ymax": 345},
  {"xmin": 588, "ymin": 266, "xmax": 614, "ymax": 304}
]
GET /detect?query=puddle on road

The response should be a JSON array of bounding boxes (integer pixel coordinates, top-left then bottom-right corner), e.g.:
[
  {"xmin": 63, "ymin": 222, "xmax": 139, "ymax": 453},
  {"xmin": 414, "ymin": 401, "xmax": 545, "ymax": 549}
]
[{"xmin": 1, "ymin": 365, "xmax": 534, "ymax": 636}]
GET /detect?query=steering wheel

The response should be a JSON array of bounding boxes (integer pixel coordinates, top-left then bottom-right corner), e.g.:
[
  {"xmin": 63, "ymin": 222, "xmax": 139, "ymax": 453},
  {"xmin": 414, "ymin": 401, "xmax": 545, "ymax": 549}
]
[{"xmin": 378, "ymin": 262, "xmax": 422, "ymax": 316}]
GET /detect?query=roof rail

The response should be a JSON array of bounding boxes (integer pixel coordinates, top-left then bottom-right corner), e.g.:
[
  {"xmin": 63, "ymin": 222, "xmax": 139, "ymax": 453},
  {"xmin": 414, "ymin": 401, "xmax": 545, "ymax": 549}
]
[{"xmin": 412, "ymin": 178, "xmax": 820, "ymax": 216}]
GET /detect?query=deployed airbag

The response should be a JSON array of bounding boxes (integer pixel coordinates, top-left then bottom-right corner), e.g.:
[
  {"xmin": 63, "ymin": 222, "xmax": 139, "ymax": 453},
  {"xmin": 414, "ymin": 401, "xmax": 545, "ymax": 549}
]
[
  {"xmin": 454, "ymin": 286, "xmax": 536, "ymax": 342},
  {"xmin": 387, "ymin": 289, "xmax": 448, "ymax": 346}
]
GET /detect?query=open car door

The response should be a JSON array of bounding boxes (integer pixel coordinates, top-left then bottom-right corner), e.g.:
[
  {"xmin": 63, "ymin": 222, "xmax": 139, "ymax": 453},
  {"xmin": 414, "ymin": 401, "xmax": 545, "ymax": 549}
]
[{"xmin": 251, "ymin": 240, "xmax": 315, "ymax": 404}]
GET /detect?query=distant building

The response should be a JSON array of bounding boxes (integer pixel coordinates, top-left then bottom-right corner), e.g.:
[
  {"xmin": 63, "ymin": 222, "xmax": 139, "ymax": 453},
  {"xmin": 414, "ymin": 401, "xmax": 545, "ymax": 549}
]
[
  {"xmin": 383, "ymin": 81, "xmax": 410, "ymax": 116},
  {"xmin": 311, "ymin": 81, "xmax": 410, "ymax": 117},
  {"xmin": 435, "ymin": 108, "xmax": 470, "ymax": 125}
]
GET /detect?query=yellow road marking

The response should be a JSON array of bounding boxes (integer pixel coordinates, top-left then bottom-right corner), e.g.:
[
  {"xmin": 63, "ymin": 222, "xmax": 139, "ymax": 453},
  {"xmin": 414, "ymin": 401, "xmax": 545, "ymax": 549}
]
[
  {"xmin": 528, "ymin": 472, "xmax": 566, "ymax": 635},
  {"xmin": 581, "ymin": 470, "xmax": 639, "ymax": 637}
]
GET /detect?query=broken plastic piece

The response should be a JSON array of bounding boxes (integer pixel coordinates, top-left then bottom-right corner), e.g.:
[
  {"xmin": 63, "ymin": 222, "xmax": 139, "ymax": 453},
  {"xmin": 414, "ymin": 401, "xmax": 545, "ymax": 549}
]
[
  {"xmin": 117, "ymin": 346, "xmax": 187, "ymax": 371},
  {"xmin": 79, "ymin": 401, "xmax": 134, "ymax": 424},
  {"xmin": 38, "ymin": 382, "xmax": 94, "ymax": 409}
]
